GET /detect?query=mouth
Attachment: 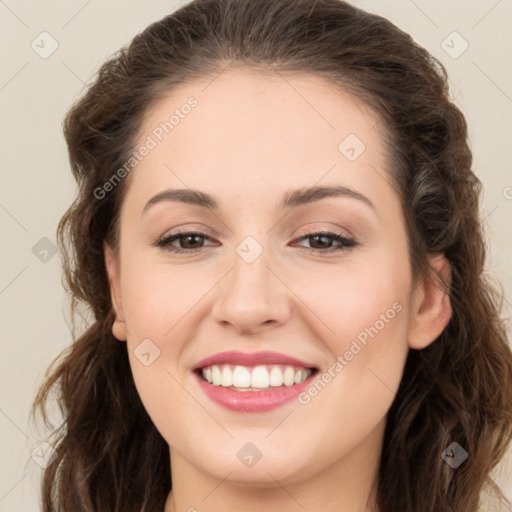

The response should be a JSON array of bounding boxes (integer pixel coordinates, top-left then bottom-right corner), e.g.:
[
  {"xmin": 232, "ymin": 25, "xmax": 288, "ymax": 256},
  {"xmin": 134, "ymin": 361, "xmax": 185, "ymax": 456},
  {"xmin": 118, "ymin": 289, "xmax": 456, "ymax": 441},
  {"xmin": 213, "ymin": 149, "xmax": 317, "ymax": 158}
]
[
  {"xmin": 194, "ymin": 364, "xmax": 318, "ymax": 391},
  {"xmin": 192, "ymin": 351, "xmax": 319, "ymax": 412}
]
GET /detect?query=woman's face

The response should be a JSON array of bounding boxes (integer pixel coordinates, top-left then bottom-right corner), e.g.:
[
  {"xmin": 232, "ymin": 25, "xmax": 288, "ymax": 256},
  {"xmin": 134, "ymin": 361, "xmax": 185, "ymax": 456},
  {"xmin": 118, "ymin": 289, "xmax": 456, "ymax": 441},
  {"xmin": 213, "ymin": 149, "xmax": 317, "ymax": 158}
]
[{"xmin": 105, "ymin": 69, "xmax": 451, "ymax": 489}]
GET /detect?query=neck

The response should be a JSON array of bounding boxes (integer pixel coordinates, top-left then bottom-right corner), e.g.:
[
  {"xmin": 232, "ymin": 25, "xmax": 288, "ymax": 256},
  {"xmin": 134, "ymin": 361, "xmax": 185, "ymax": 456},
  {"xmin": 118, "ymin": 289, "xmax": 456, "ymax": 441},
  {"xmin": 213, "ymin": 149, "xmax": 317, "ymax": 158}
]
[{"xmin": 164, "ymin": 417, "xmax": 384, "ymax": 512}]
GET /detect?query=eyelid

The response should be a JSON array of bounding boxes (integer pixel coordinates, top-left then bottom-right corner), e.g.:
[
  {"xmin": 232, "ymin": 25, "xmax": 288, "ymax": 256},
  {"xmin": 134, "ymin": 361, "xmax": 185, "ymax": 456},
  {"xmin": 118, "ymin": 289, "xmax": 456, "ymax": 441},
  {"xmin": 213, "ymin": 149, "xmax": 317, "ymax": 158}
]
[
  {"xmin": 295, "ymin": 224, "xmax": 354, "ymax": 240},
  {"xmin": 157, "ymin": 224, "xmax": 218, "ymax": 240}
]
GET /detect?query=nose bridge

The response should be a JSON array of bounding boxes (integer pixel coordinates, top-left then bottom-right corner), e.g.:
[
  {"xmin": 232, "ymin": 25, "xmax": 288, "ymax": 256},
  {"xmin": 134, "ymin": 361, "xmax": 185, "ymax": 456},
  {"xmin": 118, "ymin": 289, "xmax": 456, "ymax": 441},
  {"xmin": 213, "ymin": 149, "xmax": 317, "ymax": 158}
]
[
  {"xmin": 211, "ymin": 232, "xmax": 290, "ymax": 333},
  {"xmin": 234, "ymin": 233, "xmax": 272, "ymax": 289}
]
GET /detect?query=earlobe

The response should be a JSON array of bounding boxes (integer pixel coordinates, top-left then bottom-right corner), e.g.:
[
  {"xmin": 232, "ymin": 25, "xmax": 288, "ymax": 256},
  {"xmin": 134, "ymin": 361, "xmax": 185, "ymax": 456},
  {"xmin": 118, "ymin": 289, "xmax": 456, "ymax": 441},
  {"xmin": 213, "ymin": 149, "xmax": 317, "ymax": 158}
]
[
  {"xmin": 104, "ymin": 242, "xmax": 128, "ymax": 341},
  {"xmin": 408, "ymin": 254, "xmax": 452, "ymax": 350}
]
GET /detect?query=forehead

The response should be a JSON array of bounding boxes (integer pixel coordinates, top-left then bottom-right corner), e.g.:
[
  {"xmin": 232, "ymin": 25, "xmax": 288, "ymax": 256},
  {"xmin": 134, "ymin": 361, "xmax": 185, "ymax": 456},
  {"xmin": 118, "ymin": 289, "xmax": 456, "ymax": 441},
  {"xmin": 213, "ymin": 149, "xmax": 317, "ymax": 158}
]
[{"xmin": 124, "ymin": 68, "xmax": 392, "ymax": 212}]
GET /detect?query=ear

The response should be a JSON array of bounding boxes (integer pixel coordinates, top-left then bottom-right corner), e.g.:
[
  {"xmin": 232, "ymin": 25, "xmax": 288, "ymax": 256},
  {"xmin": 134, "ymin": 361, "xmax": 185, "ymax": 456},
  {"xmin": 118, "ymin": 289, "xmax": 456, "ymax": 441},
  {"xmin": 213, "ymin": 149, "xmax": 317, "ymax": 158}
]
[
  {"xmin": 104, "ymin": 242, "xmax": 128, "ymax": 341},
  {"xmin": 408, "ymin": 254, "xmax": 452, "ymax": 350}
]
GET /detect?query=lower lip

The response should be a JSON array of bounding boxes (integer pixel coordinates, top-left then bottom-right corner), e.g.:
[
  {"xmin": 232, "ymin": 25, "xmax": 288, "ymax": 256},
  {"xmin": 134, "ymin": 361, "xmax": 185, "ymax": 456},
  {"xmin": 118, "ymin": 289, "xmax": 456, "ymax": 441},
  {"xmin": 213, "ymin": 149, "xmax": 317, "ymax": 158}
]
[{"xmin": 194, "ymin": 371, "xmax": 316, "ymax": 412}]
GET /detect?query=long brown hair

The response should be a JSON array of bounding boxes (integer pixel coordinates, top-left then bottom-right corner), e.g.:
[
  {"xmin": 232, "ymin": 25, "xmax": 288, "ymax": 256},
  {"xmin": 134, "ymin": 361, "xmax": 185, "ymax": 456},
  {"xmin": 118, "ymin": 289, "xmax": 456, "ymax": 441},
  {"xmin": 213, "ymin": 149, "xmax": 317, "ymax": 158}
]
[{"xmin": 31, "ymin": 0, "xmax": 512, "ymax": 510}]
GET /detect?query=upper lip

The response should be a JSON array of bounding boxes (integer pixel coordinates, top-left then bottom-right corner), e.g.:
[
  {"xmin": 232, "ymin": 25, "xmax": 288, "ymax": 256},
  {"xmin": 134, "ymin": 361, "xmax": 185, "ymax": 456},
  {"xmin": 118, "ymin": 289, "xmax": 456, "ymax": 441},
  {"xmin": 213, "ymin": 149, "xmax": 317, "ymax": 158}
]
[{"xmin": 192, "ymin": 350, "xmax": 317, "ymax": 370}]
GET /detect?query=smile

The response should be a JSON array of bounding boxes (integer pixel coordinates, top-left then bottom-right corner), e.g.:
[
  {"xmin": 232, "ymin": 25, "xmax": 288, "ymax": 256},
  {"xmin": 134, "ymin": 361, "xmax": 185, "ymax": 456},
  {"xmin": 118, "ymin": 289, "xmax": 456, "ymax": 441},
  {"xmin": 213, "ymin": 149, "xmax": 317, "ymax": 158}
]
[
  {"xmin": 192, "ymin": 351, "xmax": 319, "ymax": 412},
  {"xmin": 200, "ymin": 364, "xmax": 313, "ymax": 390}
]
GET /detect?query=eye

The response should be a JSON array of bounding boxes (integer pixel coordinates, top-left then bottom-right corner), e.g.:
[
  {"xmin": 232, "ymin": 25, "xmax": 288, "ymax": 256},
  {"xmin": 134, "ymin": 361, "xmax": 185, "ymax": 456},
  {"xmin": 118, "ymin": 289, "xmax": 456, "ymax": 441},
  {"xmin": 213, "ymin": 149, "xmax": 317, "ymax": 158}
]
[
  {"xmin": 290, "ymin": 230, "xmax": 357, "ymax": 255},
  {"xmin": 154, "ymin": 230, "xmax": 218, "ymax": 254}
]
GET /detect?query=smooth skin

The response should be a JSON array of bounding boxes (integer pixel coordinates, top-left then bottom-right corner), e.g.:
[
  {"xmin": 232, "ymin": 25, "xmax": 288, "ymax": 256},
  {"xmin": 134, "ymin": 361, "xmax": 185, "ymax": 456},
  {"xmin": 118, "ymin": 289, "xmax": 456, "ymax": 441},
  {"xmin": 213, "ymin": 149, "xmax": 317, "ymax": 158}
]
[{"xmin": 104, "ymin": 68, "xmax": 452, "ymax": 512}]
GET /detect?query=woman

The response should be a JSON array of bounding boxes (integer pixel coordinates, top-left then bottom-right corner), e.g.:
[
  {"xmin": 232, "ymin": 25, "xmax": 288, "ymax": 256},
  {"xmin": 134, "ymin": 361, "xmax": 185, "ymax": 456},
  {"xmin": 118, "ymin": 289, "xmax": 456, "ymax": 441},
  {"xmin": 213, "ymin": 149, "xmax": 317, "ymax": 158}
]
[{"xmin": 32, "ymin": 0, "xmax": 512, "ymax": 510}]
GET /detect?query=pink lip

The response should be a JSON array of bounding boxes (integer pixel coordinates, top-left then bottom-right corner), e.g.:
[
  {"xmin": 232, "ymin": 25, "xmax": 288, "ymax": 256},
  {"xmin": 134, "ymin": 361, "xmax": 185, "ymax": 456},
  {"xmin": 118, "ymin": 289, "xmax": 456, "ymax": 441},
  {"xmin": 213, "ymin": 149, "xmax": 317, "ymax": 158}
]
[
  {"xmin": 191, "ymin": 350, "xmax": 318, "ymax": 413},
  {"xmin": 193, "ymin": 371, "xmax": 317, "ymax": 412},
  {"xmin": 192, "ymin": 350, "xmax": 316, "ymax": 370}
]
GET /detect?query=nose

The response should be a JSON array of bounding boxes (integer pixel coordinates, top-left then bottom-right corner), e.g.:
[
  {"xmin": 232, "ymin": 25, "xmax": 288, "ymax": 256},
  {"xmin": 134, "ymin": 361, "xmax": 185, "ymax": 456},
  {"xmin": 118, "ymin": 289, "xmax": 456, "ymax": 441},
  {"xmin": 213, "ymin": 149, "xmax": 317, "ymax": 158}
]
[{"xmin": 211, "ymin": 242, "xmax": 291, "ymax": 336}]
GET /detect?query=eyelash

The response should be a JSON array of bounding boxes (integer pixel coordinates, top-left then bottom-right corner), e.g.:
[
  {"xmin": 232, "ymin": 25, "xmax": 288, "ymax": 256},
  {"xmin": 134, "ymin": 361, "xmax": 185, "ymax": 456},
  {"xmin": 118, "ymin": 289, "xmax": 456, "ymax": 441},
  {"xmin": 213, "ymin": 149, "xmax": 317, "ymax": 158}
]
[{"xmin": 153, "ymin": 229, "xmax": 357, "ymax": 256}]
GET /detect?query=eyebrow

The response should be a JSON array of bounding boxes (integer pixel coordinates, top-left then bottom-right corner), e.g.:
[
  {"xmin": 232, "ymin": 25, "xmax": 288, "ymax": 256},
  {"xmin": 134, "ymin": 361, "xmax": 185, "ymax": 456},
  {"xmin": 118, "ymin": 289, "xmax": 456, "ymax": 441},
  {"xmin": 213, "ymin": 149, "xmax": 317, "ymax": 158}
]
[{"xmin": 141, "ymin": 185, "xmax": 376, "ymax": 216}]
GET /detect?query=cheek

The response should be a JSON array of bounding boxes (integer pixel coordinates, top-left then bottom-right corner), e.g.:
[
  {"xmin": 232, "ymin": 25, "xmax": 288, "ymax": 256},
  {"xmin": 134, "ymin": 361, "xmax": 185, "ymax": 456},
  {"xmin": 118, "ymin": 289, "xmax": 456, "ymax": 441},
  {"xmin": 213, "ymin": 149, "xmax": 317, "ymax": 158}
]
[
  {"xmin": 289, "ymin": 288, "xmax": 410, "ymax": 477},
  {"xmin": 292, "ymin": 253, "xmax": 411, "ymax": 419},
  {"xmin": 289, "ymin": 251, "xmax": 410, "ymax": 348},
  {"xmin": 120, "ymin": 257, "xmax": 210, "ymax": 340},
  {"xmin": 119, "ymin": 261, "xmax": 218, "ymax": 442},
  {"xmin": 127, "ymin": 355, "xmax": 205, "ymax": 456}
]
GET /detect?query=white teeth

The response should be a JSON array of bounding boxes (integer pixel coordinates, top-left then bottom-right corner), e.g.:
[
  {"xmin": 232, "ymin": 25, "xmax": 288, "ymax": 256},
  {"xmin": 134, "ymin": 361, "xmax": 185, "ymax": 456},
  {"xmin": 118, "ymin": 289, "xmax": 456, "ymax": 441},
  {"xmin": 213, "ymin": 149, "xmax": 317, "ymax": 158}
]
[
  {"xmin": 269, "ymin": 366, "xmax": 283, "ymax": 386},
  {"xmin": 232, "ymin": 365, "xmax": 251, "ymax": 387},
  {"xmin": 221, "ymin": 366, "xmax": 233, "ymax": 387},
  {"xmin": 201, "ymin": 364, "xmax": 312, "ymax": 390},
  {"xmin": 251, "ymin": 365, "xmax": 269, "ymax": 388},
  {"xmin": 211, "ymin": 365, "xmax": 221, "ymax": 386},
  {"xmin": 283, "ymin": 366, "xmax": 295, "ymax": 386}
]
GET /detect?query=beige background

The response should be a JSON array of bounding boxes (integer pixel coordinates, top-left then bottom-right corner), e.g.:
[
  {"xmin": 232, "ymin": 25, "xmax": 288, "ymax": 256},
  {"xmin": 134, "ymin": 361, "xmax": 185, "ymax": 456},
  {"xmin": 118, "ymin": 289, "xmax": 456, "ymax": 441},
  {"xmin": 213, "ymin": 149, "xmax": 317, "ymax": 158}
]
[{"xmin": 0, "ymin": 0, "xmax": 510, "ymax": 510}]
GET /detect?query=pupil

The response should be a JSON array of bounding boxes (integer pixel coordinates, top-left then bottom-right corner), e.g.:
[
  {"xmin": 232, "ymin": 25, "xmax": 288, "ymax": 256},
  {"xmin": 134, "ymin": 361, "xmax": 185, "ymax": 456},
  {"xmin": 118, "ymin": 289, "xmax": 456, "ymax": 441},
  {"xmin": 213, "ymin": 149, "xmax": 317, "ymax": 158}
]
[
  {"xmin": 183, "ymin": 234, "xmax": 202, "ymax": 248},
  {"xmin": 312, "ymin": 234, "xmax": 331, "ymax": 248}
]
